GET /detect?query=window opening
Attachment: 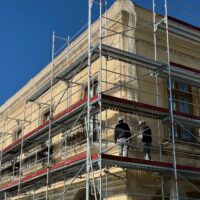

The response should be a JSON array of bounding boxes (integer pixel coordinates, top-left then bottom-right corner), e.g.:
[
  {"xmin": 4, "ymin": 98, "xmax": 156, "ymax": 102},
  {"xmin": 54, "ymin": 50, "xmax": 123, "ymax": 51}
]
[{"xmin": 42, "ymin": 109, "xmax": 51, "ymax": 123}]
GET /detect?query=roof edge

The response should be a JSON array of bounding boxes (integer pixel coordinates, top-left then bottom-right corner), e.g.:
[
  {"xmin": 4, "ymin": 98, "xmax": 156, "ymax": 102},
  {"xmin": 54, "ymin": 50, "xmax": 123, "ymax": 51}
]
[{"xmin": 168, "ymin": 16, "xmax": 200, "ymax": 32}]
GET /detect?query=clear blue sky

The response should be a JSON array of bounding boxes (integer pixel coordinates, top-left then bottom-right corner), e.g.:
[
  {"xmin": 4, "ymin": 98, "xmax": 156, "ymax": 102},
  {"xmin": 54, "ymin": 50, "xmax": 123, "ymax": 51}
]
[{"xmin": 0, "ymin": 0, "xmax": 199, "ymax": 105}]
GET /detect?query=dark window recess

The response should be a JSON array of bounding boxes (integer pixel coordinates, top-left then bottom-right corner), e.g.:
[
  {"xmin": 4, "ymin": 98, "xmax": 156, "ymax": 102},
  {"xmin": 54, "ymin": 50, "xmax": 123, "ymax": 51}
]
[
  {"xmin": 169, "ymin": 81, "xmax": 198, "ymax": 143},
  {"xmin": 61, "ymin": 119, "xmax": 99, "ymax": 146},
  {"xmin": 171, "ymin": 81, "xmax": 192, "ymax": 114},
  {"xmin": 62, "ymin": 124, "xmax": 86, "ymax": 148},
  {"xmin": 13, "ymin": 162, "xmax": 20, "ymax": 176},
  {"xmin": 171, "ymin": 125, "xmax": 197, "ymax": 143},
  {"xmin": 82, "ymin": 80, "xmax": 98, "ymax": 99},
  {"xmin": 22, "ymin": 146, "xmax": 54, "ymax": 169},
  {"xmin": 37, "ymin": 145, "xmax": 54, "ymax": 164},
  {"xmin": 81, "ymin": 79, "xmax": 99, "ymax": 142},
  {"xmin": 14, "ymin": 128, "xmax": 22, "ymax": 141},
  {"xmin": 39, "ymin": 145, "xmax": 53, "ymax": 157},
  {"xmin": 23, "ymin": 156, "xmax": 35, "ymax": 169},
  {"xmin": 42, "ymin": 110, "xmax": 51, "ymax": 123},
  {"xmin": 1, "ymin": 160, "xmax": 19, "ymax": 177},
  {"xmin": 91, "ymin": 114, "xmax": 99, "ymax": 142}
]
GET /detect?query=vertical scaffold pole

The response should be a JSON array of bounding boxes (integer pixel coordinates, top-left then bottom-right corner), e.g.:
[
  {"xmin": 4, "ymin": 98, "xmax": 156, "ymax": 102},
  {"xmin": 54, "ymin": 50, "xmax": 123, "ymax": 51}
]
[
  {"xmin": 67, "ymin": 36, "xmax": 71, "ymax": 109},
  {"xmin": 17, "ymin": 100, "xmax": 28, "ymax": 199},
  {"xmin": 152, "ymin": 1, "xmax": 164, "ymax": 199},
  {"xmin": 33, "ymin": 184, "xmax": 36, "ymax": 200},
  {"xmin": 86, "ymin": 1, "xmax": 93, "ymax": 199},
  {"xmin": 104, "ymin": 0, "xmax": 108, "ymax": 151},
  {"xmin": 0, "ymin": 114, "xmax": 6, "ymax": 180},
  {"xmin": 164, "ymin": 0, "xmax": 179, "ymax": 199},
  {"xmin": 152, "ymin": 0, "xmax": 157, "ymax": 61},
  {"xmin": 104, "ymin": 2, "xmax": 108, "ymax": 199},
  {"xmin": 46, "ymin": 31, "xmax": 55, "ymax": 200},
  {"xmin": 99, "ymin": 0, "xmax": 103, "ymax": 199}
]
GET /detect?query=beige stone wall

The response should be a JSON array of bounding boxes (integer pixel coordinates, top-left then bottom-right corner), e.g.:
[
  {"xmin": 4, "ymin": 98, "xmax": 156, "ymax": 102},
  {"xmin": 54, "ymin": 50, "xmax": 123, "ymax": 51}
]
[
  {"xmin": 0, "ymin": 0, "xmax": 200, "ymax": 199},
  {"xmin": 134, "ymin": 4, "xmax": 200, "ymax": 169},
  {"xmin": 0, "ymin": 0, "xmax": 139, "ymax": 156}
]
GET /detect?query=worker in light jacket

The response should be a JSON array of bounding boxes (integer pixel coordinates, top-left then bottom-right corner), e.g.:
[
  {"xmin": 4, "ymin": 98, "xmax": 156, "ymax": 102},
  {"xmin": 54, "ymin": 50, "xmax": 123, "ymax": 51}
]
[
  {"xmin": 114, "ymin": 116, "xmax": 131, "ymax": 157},
  {"xmin": 139, "ymin": 120, "xmax": 152, "ymax": 161}
]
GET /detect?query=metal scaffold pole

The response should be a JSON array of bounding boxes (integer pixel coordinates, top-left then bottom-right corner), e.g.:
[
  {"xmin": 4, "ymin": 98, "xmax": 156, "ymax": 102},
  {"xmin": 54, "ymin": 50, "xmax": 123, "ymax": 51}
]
[
  {"xmin": 152, "ymin": 1, "xmax": 164, "ymax": 199},
  {"xmin": 164, "ymin": 0, "xmax": 179, "ymax": 199},
  {"xmin": 98, "ymin": 0, "xmax": 103, "ymax": 199},
  {"xmin": 17, "ymin": 100, "xmax": 28, "ymax": 200},
  {"xmin": 46, "ymin": 31, "xmax": 55, "ymax": 200},
  {"xmin": 104, "ymin": 2, "xmax": 108, "ymax": 198},
  {"xmin": 86, "ymin": 1, "xmax": 93, "ymax": 199},
  {"xmin": 152, "ymin": 0, "xmax": 157, "ymax": 61},
  {"xmin": 0, "ymin": 114, "xmax": 6, "ymax": 179},
  {"xmin": 1, "ymin": 1, "xmax": 200, "ymax": 199}
]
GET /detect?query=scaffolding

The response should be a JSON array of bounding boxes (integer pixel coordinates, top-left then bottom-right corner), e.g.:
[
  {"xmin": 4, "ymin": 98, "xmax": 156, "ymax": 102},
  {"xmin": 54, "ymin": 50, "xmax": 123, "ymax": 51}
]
[{"xmin": 0, "ymin": 0, "xmax": 200, "ymax": 199}]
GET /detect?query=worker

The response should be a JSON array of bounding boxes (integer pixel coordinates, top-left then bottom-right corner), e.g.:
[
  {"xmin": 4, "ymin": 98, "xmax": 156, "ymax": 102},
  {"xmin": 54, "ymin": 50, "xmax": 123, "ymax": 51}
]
[
  {"xmin": 139, "ymin": 120, "xmax": 152, "ymax": 161},
  {"xmin": 114, "ymin": 116, "xmax": 131, "ymax": 157}
]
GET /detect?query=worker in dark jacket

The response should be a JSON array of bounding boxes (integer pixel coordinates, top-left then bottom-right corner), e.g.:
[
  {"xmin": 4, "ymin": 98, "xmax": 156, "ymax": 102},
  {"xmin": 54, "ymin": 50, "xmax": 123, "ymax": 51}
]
[
  {"xmin": 114, "ymin": 116, "xmax": 131, "ymax": 157},
  {"xmin": 139, "ymin": 120, "xmax": 152, "ymax": 160}
]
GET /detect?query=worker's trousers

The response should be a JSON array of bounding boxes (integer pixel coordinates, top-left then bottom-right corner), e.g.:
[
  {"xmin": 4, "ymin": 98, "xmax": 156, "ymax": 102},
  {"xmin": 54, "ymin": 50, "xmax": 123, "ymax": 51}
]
[
  {"xmin": 143, "ymin": 142, "xmax": 151, "ymax": 160},
  {"xmin": 117, "ymin": 138, "xmax": 128, "ymax": 157}
]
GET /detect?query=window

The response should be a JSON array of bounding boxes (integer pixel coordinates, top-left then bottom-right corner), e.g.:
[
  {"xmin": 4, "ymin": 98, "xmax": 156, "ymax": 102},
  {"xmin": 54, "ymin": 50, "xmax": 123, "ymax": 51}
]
[
  {"xmin": 42, "ymin": 109, "xmax": 50, "ymax": 123},
  {"xmin": 14, "ymin": 128, "xmax": 22, "ymax": 141},
  {"xmin": 81, "ymin": 80, "xmax": 99, "ymax": 142},
  {"xmin": 61, "ymin": 123, "xmax": 86, "ymax": 148},
  {"xmin": 82, "ymin": 80, "xmax": 98, "ymax": 99},
  {"xmin": 169, "ymin": 81, "xmax": 197, "ymax": 142},
  {"xmin": 23, "ymin": 156, "xmax": 35, "ymax": 170},
  {"xmin": 173, "ymin": 124, "xmax": 197, "ymax": 143},
  {"xmin": 90, "ymin": 114, "xmax": 99, "ymax": 142},
  {"xmin": 37, "ymin": 145, "xmax": 53, "ymax": 165},
  {"xmin": 1, "ymin": 162, "xmax": 15, "ymax": 179},
  {"xmin": 171, "ymin": 81, "xmax": 192, "ymax": 114}
]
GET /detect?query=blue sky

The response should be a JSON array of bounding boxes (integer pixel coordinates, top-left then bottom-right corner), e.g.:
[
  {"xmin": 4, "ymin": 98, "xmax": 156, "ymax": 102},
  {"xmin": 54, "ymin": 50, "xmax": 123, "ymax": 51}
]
[{"xmin": 0, "ymin": 0, "xmax": 199, "ymax": 105}]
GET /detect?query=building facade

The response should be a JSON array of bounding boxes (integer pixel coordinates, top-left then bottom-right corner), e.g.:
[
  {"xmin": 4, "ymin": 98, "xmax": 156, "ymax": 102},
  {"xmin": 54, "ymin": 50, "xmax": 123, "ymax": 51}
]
[{"xmin": 0, "ymin": 0, "xmax": 200, "ymax": 199}]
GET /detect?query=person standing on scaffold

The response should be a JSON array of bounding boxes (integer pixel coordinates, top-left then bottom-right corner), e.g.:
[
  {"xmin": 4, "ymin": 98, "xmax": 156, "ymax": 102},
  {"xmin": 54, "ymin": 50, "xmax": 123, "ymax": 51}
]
[
  {"xmin": 114, "ymin": 116, "xmax": 131, "ymax": 157},
  {"xmin": 139, "ymin": 120, "xmax": 152, "ymax": 161}
]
